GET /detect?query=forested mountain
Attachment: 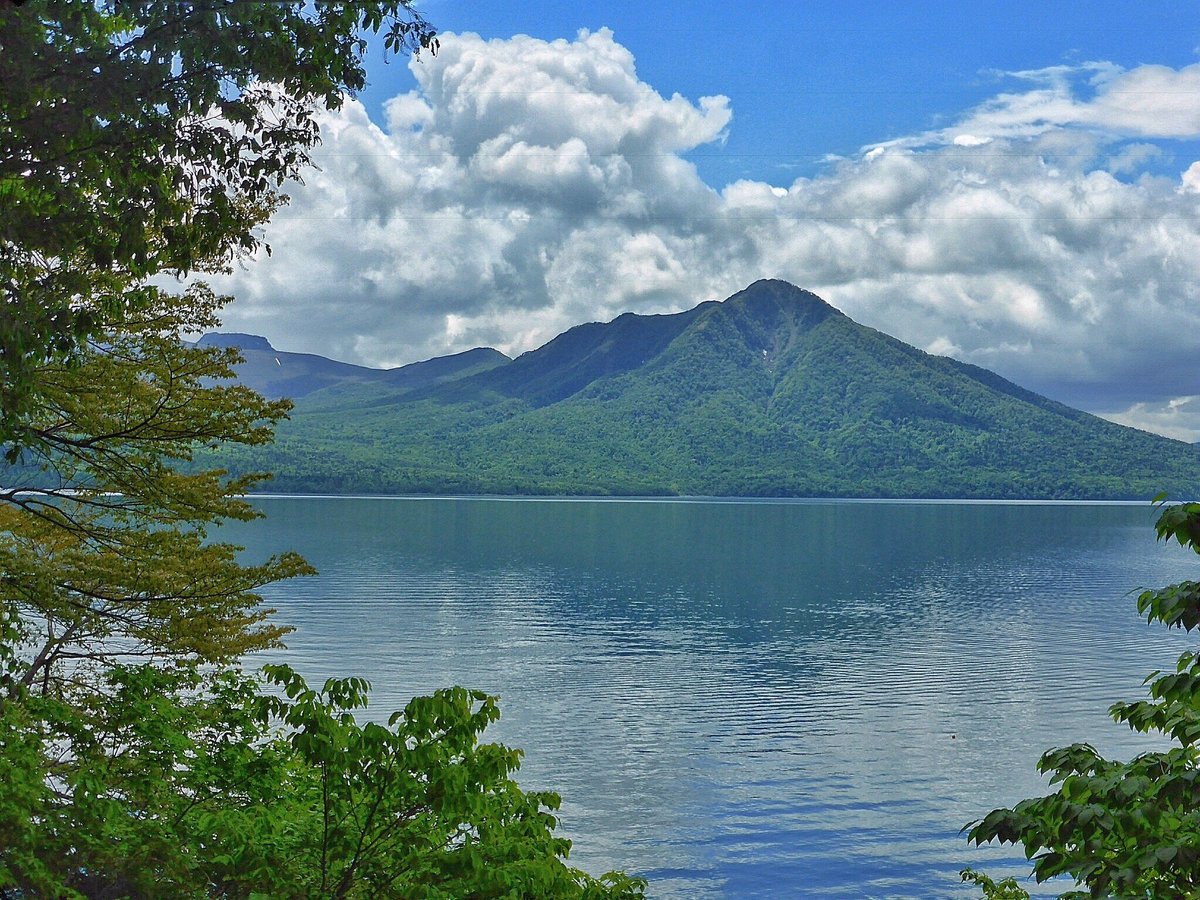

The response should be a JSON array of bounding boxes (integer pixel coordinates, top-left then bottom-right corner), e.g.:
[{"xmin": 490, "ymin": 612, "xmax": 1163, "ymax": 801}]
[{"xmin": 204, "ymin": 280, "xmax": 1200, "ymax": 499}]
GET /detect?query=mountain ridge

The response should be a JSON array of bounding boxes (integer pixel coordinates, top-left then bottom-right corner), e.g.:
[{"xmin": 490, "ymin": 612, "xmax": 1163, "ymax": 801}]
[
  {"xmin": 200, "ymin": 280, "xmax": 1200, "ymax": 499},
  {"xmin": 197, "ymin": 334, "xmax": 509, "ymax": 401}
]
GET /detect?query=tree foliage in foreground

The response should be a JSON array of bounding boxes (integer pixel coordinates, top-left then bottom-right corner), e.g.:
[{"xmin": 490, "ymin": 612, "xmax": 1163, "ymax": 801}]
[
  {"xmin": 0, "ymin": 0, "xmax": 435, "ymax": 441},
  {"xmin": 1, "ymin": 286, "xmax": 310, "ymax": 695},
  {"xmin": 0, "ymin": 657, "xmax": 645, "ymax": 898},
  {"xmin": 964, "ymin": 499, "xmax": 1200, "ymax": 898}
]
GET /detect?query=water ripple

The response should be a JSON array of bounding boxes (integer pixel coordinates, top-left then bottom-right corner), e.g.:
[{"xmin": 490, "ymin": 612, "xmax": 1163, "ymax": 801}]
[{"xmin": 227, "ymin": 498, "xmax": 1195, "ymax": 898}]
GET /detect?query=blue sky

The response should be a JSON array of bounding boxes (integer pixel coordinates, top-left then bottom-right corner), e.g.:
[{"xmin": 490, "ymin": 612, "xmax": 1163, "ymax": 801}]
[
  {"xmin": 363, "ymin": 1, "xmax": 1200, "ymax": 186},
  {"xmin": 208, "ymin": 1, "xmax": 1200, "ymax": 439}
]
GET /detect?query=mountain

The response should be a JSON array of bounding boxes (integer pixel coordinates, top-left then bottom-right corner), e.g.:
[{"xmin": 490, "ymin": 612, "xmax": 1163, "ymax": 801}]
[
  {"xmin": 204, "ymin": 280, "xmax": 1200, "ymax": 499},
  {"xmin": 195, "ymin": 332, "xmax": 508, "ymax": 400}
]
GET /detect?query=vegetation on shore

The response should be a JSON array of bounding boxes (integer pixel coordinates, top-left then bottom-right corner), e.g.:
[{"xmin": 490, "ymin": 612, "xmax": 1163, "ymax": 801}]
[{"xmin": 964, "ymin": 498, "xmax": 1200, "ymax": 897}]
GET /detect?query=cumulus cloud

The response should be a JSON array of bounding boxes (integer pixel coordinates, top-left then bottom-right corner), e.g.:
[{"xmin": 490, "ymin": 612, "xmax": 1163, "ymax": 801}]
[
  {"xmin": 206, "ymin": 29, "xmax": 732, "ymax": 365},
  {"xmin": 203, "ymin": 31, "xmax": 1200, "ymax": 434}
]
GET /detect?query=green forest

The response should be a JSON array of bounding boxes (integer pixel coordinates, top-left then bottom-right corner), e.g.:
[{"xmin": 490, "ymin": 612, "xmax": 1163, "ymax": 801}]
[{"xmin": 204, "ymin": 282, "xmax": 1200, "ymax": 501}]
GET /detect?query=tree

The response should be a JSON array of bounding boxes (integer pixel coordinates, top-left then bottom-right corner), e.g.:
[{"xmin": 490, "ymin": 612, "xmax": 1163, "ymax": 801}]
[
  {"xmin": 0, "ymin": 0, "xmax": 436, "ymax": 693},
  {"xmin": 0, "ymin": 659, "xmax": 646, "ymax": 897},
  {"xmin": 0, "ymin": 4, "xmax": 643, "ymax": 894},
  {"xmin": 0, "ymin": 284, "xmax": 313, "ymax": 697},
  {"xmin": 963, "ymin": 499, "xmax": 1200, "ymax": 898},
  {"xmin": 0, "ymin": 0, "xmax": 438, "ymax": 684},
  {"xmin": 0, "ymin": 0, "xmax": 436, "ymax": 441}
]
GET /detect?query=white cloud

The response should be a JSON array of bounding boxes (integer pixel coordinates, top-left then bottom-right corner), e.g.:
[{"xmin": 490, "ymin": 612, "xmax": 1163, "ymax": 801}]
[
  {"xmin": 1181, "ymin": 160, "xmax": 1200, "ymax": 193},
  {"xmin": 885, "ymin": 62, "xmax": 1200, "ymax": 149},
  {"xmin": 1100, "ymin": 396, "xmax": 1200, "ymax": 443},
  {"xmin": 926, "ymin": 336, "xmax": 964, "ymax": 358},
  {"xmin": 203, "ymin": 32, "xmax": 1200, "ymax": 433},
  {"xmin": 1106, "ymin": 142, "xmax": 1161, "ymax": 174}
]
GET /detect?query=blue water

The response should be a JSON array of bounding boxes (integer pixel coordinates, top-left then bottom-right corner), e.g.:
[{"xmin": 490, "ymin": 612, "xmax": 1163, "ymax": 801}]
[{"xmin": 222, "ymin": 497, "xmax": 1200, "ymax": 898}]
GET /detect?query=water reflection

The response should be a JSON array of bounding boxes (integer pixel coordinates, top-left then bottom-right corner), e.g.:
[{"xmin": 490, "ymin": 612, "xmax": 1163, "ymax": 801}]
[{"xmin": 221, "ymin": 498, "xmax": 1197, "ymax": 898}]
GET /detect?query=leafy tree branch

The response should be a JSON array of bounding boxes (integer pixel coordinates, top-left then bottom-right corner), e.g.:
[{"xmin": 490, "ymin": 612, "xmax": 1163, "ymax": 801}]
[{"xmin": 965, "ymin": 499, "xmax": 1200, "ymax": 897}]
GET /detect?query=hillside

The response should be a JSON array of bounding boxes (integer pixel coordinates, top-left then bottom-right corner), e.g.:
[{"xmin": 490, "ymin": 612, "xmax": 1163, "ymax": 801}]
[{"xmin": 203, "ymin": 280, "xmax": 1200, "ymax": 499}]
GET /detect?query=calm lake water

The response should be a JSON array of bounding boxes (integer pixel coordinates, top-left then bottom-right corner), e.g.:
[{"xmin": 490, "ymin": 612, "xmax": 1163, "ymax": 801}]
[{"xmin": 224, "ymin": 497, "xmax": 1198, "ymax": 898}]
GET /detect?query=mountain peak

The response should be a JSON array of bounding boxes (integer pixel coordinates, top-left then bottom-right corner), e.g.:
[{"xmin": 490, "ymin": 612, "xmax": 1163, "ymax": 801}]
[
  {"xmin": 707, "ymin": 280, "xmax": 841, "ymax": 350},
  {"xmin": 212, "ymin": 278, "xmax": 1200, "ymax": 499},
  {"xmin": 727, "ymin": 279, "xmax": 837, "ymax": 312}
]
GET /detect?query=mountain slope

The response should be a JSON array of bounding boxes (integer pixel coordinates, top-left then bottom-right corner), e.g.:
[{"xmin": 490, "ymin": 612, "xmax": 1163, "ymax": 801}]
[
  {"xmin": 208, "ymin": 280, "xmax": 1200, "ymax": 499},
  {"xmin": 412, "ymin": 303, "xmax": 714, "ymax": 407},
  {"xmin": 195, "ymin": 333, "xmax": 508, "ymax": 400}
]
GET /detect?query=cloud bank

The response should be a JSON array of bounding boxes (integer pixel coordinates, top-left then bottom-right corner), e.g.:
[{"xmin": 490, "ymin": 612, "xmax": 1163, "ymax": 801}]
[{"xmin": 204, "ymin": 29, "xmax": 1200, "ymax": 439}]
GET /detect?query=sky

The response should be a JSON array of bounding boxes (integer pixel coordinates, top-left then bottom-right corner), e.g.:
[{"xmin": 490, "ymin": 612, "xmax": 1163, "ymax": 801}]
[{"xmin": 202, "ymin": 1, "xmax": 1200, "ymax": 440}]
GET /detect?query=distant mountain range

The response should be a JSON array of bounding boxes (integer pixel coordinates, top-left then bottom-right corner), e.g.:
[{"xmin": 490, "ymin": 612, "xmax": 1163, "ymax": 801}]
[
  {"xmin": 201, "ymin": 280, "xmax": 1200, "ymax": 499},
  {"xmin": 195, "ymin": 332, "xmax": 509, "ymax": 400}
]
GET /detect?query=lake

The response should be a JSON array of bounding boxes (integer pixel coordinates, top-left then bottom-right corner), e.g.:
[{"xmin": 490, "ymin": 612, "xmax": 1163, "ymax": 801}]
[{"xmin": 223, "ymin": 497, "xmax": 1198, "ymax": 898}]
